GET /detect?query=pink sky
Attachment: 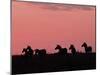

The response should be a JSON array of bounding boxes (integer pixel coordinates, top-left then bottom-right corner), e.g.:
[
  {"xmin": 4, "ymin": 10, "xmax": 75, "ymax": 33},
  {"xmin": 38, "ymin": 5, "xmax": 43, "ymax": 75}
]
[{"xmin": 12, "ymin": 1, "xmax": 96, "ymax": 55}]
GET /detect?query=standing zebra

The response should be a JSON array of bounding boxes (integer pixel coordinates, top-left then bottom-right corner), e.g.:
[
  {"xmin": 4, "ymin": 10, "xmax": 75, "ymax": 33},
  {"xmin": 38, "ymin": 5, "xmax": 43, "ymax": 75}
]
[
  {"xmin": 55, "ymin": 44, "xmax": 67, "ymax": 56},
  {"xmin": 81, "ymin": 42, "xmax": 92, "ymax": 53},
  {"xmin": 69, "ymin": 44, "xmax": 77, "ymax": 55}
]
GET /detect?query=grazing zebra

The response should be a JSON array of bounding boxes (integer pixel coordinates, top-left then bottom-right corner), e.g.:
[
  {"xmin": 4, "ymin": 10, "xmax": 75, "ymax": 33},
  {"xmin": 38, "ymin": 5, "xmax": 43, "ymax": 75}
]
[
  {"xmin": 81, "ymin": 42, "xmax": 92, "ymax": 53},
  {"xmin": 34, "ymin": 49, "xmax": 46, "ymax": 56}
]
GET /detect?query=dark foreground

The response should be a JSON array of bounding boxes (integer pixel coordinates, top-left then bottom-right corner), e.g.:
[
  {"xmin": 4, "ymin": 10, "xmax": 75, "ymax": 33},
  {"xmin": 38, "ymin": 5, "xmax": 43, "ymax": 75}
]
[{"xmin": 12, "ymin": 53, "xmax": 96, "ymax": 74}]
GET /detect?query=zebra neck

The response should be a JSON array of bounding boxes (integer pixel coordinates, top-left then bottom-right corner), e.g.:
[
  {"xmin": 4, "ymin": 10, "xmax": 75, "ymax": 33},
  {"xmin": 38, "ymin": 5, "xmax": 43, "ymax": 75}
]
[{"xmin": 85, "ymin": 46, "xmax": 87, "ymax": 49}]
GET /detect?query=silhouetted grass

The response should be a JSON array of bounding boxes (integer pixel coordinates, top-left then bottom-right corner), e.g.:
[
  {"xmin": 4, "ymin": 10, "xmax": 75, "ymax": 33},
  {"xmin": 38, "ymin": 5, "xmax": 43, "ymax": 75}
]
[{"xmin": 12, "ymin": 53, "xmax": 96, "ymax": 74}]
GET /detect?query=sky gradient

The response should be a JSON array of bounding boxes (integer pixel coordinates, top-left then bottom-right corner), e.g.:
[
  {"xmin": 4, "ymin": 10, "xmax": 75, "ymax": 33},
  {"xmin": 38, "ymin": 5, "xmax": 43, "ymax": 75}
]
[{"xmin": 12, "ymin": 1, "xmax": 96, "ymax": 55}]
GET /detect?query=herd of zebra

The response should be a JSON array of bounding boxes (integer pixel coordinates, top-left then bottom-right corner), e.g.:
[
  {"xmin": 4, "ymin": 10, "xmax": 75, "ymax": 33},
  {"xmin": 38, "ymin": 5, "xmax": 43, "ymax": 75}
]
[{"xmin": 22, "ymin": 42, "xmax": 92, "ymax": 57}]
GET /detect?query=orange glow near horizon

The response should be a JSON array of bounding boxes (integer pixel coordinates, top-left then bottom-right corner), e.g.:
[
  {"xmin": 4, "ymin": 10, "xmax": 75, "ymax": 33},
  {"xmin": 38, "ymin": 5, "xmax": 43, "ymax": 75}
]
[{"xmin": 12, "ymin": 1, "xmax": 96, "ymax": 55}]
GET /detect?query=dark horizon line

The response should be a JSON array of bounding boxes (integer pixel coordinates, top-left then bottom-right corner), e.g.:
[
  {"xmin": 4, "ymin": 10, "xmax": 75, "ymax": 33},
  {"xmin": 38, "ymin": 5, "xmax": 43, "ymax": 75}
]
[{"xmin": 12, "ymin": 52, "xmax": 96, "ymax": 56}]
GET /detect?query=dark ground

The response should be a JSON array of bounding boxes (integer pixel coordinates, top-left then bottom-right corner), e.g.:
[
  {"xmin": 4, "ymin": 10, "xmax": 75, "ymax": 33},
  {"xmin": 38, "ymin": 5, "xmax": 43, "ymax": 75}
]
[{"xmin": 12, "ymin": 53, "xmax": 96, "ymax": 74}]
